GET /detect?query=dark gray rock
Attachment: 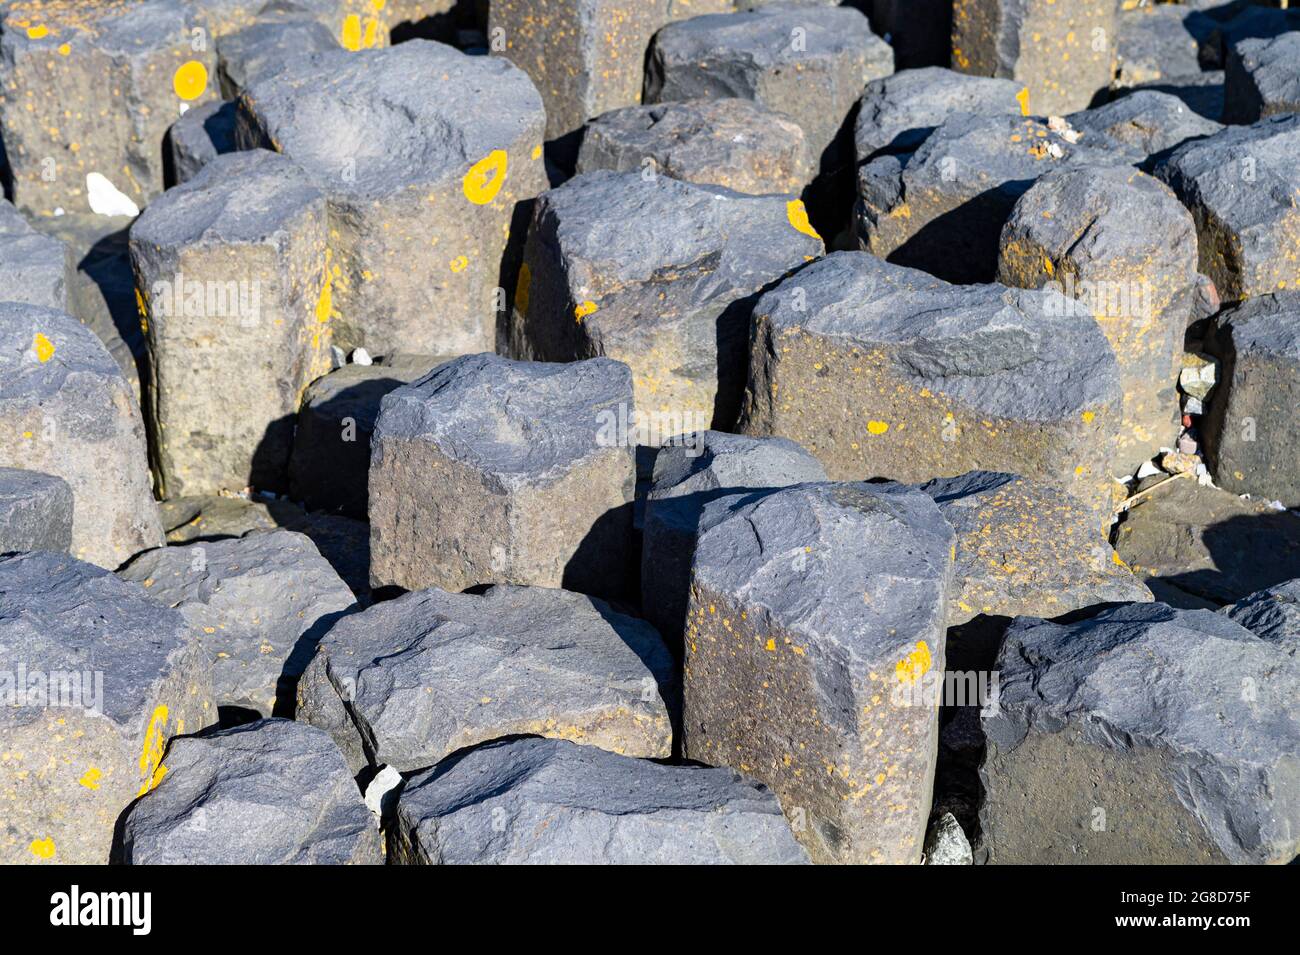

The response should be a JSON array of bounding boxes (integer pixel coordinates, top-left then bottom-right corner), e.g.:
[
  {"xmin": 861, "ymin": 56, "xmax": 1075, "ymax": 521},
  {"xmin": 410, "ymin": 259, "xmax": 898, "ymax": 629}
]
[
  {"xmin": 1156, "ymin": 114, "xmax": 1300, "ymax": 301},
  {"xmin": 118, "ymin": 719, "xmax": 381, "ymax": 865},
  {"xmin": 1224, "ymin": 32, "xmax": 1300, "ymax": 125},
  {"xmin": 167, "ymin": 99, "xmax": 237, "ymax": 185},
  {"xmin": 130, "ymin": 149, "xmax": 334, "ymax": 498},
  {"xmin": 0, "ymin": 199, "xmax": 73, "ymax": 310},
  {"xmin": 854, "ymin": 67, "xmax": 1024, "ymax": 163},
  {"xmin": 289, "ymin": 355, "xmax": 442, "ymax": 519},
  {"xmin": 1114, "ymin": 3, "xmax": 1214, "ymax": 89},
  {"xmin": 509, "ymin": 171, "xmax": 821, "ymax": 436},
  {"xmin": 1205, "ymin": 5, "xmax": 1300, "ymax": 72},
  {"xmin": 215, "ymin": 9, "xmax": 339, "ymax": 97},
  {"xmin": 1067, "ymin": 90, "xmax": 1224, "ymax": 167},
  {"xmin": 0, "ymin": 467, "xmax": 73, "ymax": 554},
  {"xmin": 865, "ymin": 0, "xmax": 952, "ymax": 70},
  {"xmin": 641, "ymin": 431, "xmax": 826, "ymax": 650},
  {"xmin": 921, "ymin": 471, "xmax": 1151, "ymax": 628},
  {"xmin": 682, "ymin": 481, "xmax": 954, "ymax": 864},
  {"xmin": 980, "ymin": 602, "xmax": 1300, "ymax": 864},
  {"xmin": 737, "ymin": 252, "xmax": 1123, "ymax": 515},
  {"xmin": 0, "ymin": 301, "xmax": 161, "ymax": 567},
  {"xmin": 236, "ymin": 39, "xmax": 546, "ymax": 356},
  {"xmin": 298, "ymin": 583, "xmax": 674, "ymax": 774},
  {"xmin": 0, "ymin": 551, "xmax": 214, "ymax": 864},
  {"xmin": 391, "ymin": 736, "xmax": 809, "ymax": 864},
  {"xmin": 1203, "ymin": 292, "xmax": 1300, "ymax": 506},
  {"xmin": 577, "ymin": 98, "xmax": 813, "ymax": 196},
  {"xmin": 1129, "ymin": 71, "xmax": 1227, "ymax": 124},
  {"xmin": 369, "ymin": 354, "xmax": 636, "ymax": 599},
  {"xmin": 119, "ymin": 529, "xmax": 355, "ymax": 718},
  {"xmin": 644, "ymin": 5, "xmax": 893, "ymax": 171},
  {"xmin": 1222, "ymin": 578, "xmax": 1300, "ymax": 649}
]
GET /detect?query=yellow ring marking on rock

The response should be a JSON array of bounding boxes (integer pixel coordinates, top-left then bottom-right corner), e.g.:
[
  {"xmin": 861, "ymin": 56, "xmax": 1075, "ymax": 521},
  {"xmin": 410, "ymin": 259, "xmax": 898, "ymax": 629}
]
[
  {"xmin": 463, "ymin": 150, "xmax": 508, "ymax": 205},
  {"xmin": 172, "ymin": 61, "xmax": 208, "ymax": 101}
]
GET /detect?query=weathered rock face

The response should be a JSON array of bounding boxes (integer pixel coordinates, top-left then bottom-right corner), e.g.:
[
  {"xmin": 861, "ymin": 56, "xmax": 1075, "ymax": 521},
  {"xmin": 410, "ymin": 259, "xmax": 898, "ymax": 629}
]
[
  {"xmin": 921, "ymin": 471, "xmax": 1151, "ymax": 629},
  {"xmin": 950, "ymin": 0, "xmax": 1117, "ymax": 115},
  {"xmin": 0, "ymin": 0, "xmax": 219, "ymax": 217},
  {"xmin": 131, "ymin": 149, "xmax": 334, "ymax": 497},
  {"xmin": 369, "ymin": 354, "xmax": 636, "ymax": 598},
  {"xmin": 391, "ymin": 736, "xmax": 809, "ymax": 864},
  {"xmin": 510, "ymin": 171, "xmax": 821, "ymax": 437},
  {"xmin": 0, "ymin": 198, "xmax": 74, "ymax": 311},
  {"xmin": 576, "ymin": 98, "xmax": 813, "ymax": 196},
  {"xmin": 1114, "ymin": 475, "xmax": 1300, "ymax": 610},
  {"xmin": 215, "ymin": 7, "xmax": 339, "ymax": 98},
  {"xmin": 1067, "ymin": 90, "xmax": 1224, "ymax": 167},
  {"xmin": 0, "ymin": 552, "xmax": 214, "ymax": 864},
  {"xmin": 0, "ymin": 302, "xmax": 161, "ymax": 568},
  {"xmin": 641, "ymin": 431, "xmax": 826, "ymax": 650},
  {"xmin": 682, "ymin": 481, "xmax": 954, "ymax": 864},
  {"xmin": 1202, "ymin": 293, "xmax": 1300, "ymax": 506},
  {"xmin": 117, "ymin": 718, "xmax": 381, "ymax": 865},
  {"xmin": 236, "ymin": 40, "xmax": 546, "ymax": 356},
  {"xmin": 1114, "ymin": 3, "xmax": 1212, "ymax": 90},
  {"xmin": 997, "ymin": 165, "xmax": 1198, "ymax": 472},
  {"xmin": 645, "ymin": 5, "xmax": 893, "ymax": 172},
  {"xmin": 1222, "ymin": 578, "xmax": 1300, "ymax": 649},
  {"xmin": 0, "ymin": 467, "xmax": 73, "ymax": 554},
  {"xmin": 298, "ymin": 584, "xmax": 674, "ymax": 774},
  {"xmin": 738, "ymin": 252, "xmax": 1123, "ymax": 515},
  {"xmin": 1156, "ymin": 115, "xmax": 1300, "ymax": 302},
  {"xmin": 288, "ymin": 355, "xmax": 441, "ymax": 519},
  {"xmin": 167, "ymin": 99, "xmax": 237, "ymax": 186},
  {"xmin": 1225, "ymin": 32, "xmax": 1300, "ymax": 125},
  {"xmin": 856, "ymin": 112, "xmax": 1126, "ymax": 284},
  {"xmin": 853, "ymin": 67, "xmax": 1024, "ymax": 163},
  {"xmin": 488, "ymin": 0, "xmax": 733, "ymax": 144},
  {"xmin": 118, "ymin": 530, "xmax": 355, "ymax": 719},
  {"xmin": 979, "ymin": 602, "xmax": 1300, "ymax": 864}
]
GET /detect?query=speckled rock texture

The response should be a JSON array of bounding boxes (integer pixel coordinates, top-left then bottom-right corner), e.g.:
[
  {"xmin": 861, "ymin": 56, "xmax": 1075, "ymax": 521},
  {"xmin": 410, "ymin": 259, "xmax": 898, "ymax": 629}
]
[
  {"xmin": 0, "ymin": 198, "xmax": 74, "ymax": 311},
  {"xmin": 1222, "ymin": 578, "xmax": 1300, "ymax": 650},
  {"xmin": 0, "ymin": 467, "xmax": 73, "ymax": 554},
  {"xmin": 1225, "ymin": 32, "xmax": 1300, "ymax": 125}
]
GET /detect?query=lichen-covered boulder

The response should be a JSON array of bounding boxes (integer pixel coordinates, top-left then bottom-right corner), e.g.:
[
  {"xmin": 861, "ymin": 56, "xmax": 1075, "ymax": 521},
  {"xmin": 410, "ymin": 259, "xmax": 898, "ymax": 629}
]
[{"xmin": 1067, "ymin": 90, "xmax": 1224, "ymax": 167}]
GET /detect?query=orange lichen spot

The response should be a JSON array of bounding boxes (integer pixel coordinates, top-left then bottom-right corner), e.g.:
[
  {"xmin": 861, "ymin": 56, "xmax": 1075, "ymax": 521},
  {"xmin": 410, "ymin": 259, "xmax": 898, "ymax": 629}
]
[
  {"xmin": 172, "ymin": 61, "xmax": 208, "ymax": 102},
  {"xmin": 785, "ymin": 199, "xmax": 821, "ymax": 240},
  {"xmin": 574, "ymin": 300, "xmax": 598, "ymax": 322},
  {"xmin": 531, "ymin": 145, "xmax": 543, "ymax": 160},
  {"xmin": 450, "ymin": 255, "xmax": 469, "ymax": 273},
  {"xmin": 341, "ymin": 14, "xmax": 363, "ymax": 50},
  {"xmin": 28, "ymin": 837, "xmax": 55, "ymax": 859},
  {"xmin": 1081, "ymin": 410, "xmax": 1095, "ymax": 424},
  {"xmin": 463, "ymin": 150, "xmax": 508, "ymax": 205},
  {"xmin": 1016, "ymin": 87, "xmax": 1031, "ymax": 116},
  {"xmin": 27, "ymin": 25, "xmax": 48, "ymax": 40},
  {"xmin": 764, "ymin": 638, "xmax": 776, "ymax": 652},
  {"xmin": 895, "ymin": 640, "xmax": 932, "ymax": 685},
  {"xmin": 33, "ymin": 332, "xmax": 54, "ymax": 362},
  {"xmin": 57, "ymin": 43, "xmax": 70, "ymax": 56},
  {"xmin": 866, "ymin": 420, "xmax": 889, "ymax": 435},
  {"xmin": 79, "ymin": 766, "xmax": 102, "ymax": 790},
  {"xmin": 315, "ymin": 270, "xmax": 334, "ymax": 323}
]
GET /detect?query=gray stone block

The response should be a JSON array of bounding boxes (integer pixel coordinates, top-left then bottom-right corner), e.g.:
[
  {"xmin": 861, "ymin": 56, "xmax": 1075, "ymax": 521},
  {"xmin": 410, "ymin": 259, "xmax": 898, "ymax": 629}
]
[
  {"xmin": 1224, "ymin": 32, "xmax": 1300, "ymax": 125},
  {"xmin": 0, "ymin": 467, "xmax": 73, "ymax": 554},
  {"xmin": 0, "ymin": 198, "xmax": 74, "ymax": 310},
  {"xmin": 167, "ymin": 99, "xmax": 237, "ymax": 185},
  {"xmin": 1222, "ymin": 578, "xmax": 1300, "ymax": 649}
]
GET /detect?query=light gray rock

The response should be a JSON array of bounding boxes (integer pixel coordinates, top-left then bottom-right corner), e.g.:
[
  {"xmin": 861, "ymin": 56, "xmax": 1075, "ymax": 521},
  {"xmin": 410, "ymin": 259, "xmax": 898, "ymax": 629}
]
[
  {"xmin": 924, "ymin": 811, "xmax": 973, "ymax": 865},
  {"xmin": 0, "ymin": 198, "xmax": 74, "ymax": 310},
  {"xmin": 0, "ymin": 467, "xmax": 73, "ymax": 554},
  {"xmin": 0, "ymin": 551, "xmax": 214, "ymax": 864},
  {"xmin": 0, "ymin": 301, "xmax": 161, "ymax": 568},
  {"xmin": 390, "ymin": 736, "xmax": 810, "ymax": 864},
  {"xmin": 682, "ymin": 481, "xmax": 955, "ymax": 864},
  {"xmin": 118, "ymin": 718, "xmax": 381, "ymax": 865},
  {"xmin": 119, "ymin": 529, "xmax": 355, "ymax": 718},
  {"xmin": 297, "ymin": 584, "xmax": 673, "ymax": 774},
  {"xmin": 369, "ymin": 354, "xmax": 636, "ymax": 599},
  {"xmin": 980, "ymin": 602, "xmax": 1300, "ymax": 864}
]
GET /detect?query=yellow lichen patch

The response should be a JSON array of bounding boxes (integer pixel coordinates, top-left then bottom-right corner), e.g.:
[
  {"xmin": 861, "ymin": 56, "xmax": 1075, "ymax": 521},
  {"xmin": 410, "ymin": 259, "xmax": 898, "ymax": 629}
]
[
  {"xmin": 137, "ymin": 704, "xmax": 169, "ymax": 796},
  {"xmin": 57, "ymin": 42, "xmax": 70, "ymax": 56},
  {"xmin": 1016, "ymin": 87, "xmax": 1031, "ymax": 116},
  {"xmin": 450, "ymin": 254, "xmax": 469, "ymax": 273},
  {"xmin": 764, "ymin": 638, "xmax": 777, "ymax": 652},
  {"xmin": 531, "ymin": 145, "xmax": 543, "ymax": 160},
  {"xmin": 79, "ymin": 766, "xmax": 102, "ymax": 790},
  {"xmin": 172, "ymin": 61, "xmax": 208, "ymax": 102},
  {"xmin": 33, "ymin": 332, "xmax": 54, "ymax": 362},
  {"xmin": 1081, "ymin": 410, "xmax": 1095, "ymax": 424},
  {"xmin": 895, "ymin": 640, "xmax": 932, "ymax": 685},
  {"xmin": 340, "ymin": 13, "xmax": 362, "ymax": 50},
  {"xmin": 463, "ymin": 150, "xmax": 508, "ymax": 205},
  {"xmin": 866, "ymin": 420, "xmax": 889, "ymax": 435},
  {"xmin": 26, "ymin": 25, "xmax": 47, "ymax": 39},
  {"xmin": 315, "ymin": 269, "xmax": 334, "ymax": 323},
  {"xmin": 28, "ymin": 837, "xmax": 55, "ymax": 859},
  {"xmin": 574, "ymin": 300, "xmax": 598, "ymax": 322},
  {"xmin": 786, "ymin": 199, "xmax": 821, "ymax": 240}
]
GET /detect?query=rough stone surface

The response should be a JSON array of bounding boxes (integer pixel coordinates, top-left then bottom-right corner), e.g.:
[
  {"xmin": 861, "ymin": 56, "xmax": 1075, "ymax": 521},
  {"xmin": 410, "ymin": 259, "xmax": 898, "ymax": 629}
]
[
  {"xmin": 1130, "ymin": 71, "xmax": 1227, "ymax": 124},
  {"xmin": 979, "ymin": 602, "xmax": 1300, "ymax": 864},
  {"xmin": 288, "ymin": 354, "xmax": 441, "ymax": 519},
  {"xmin": 0, "ymin": 551, "xmax": 214, "ymax": 864},
  {"xmin": 738, "ymin": 252, "xmax": 1123, "ymax": 515},
  {"xmin": 236, "ymin": 40, "xmax": 546, "ymax": 355},
  {"xmin": 1225, "ymin": 32, "xmax": 1300, "ymax": 127},
  {"xmin": 921, "ymin": 471, "xmax": 1151, "ymax": 629},
  {"xmin": 119, "ymin": 530, "xmax": 355, "ymax": 718},
  {"xmin": 641, "ymin": 430, "xmax": 826, "ymax": 650},
  {"xmin": 167, "ymin": 98, "xmax": 237, "ymax": 185},
  {"xmin": 131, "ymin": 148, "xmax": 334, "ymax": 497},
  {"xmin": 117, "ymin": 718, "xmax": 381, "ymax": 865},
  {"xmin": 215, "ymin": 7, "xmax": 339, "ymax": 97},
  {"xmin": 298, "ymin": 583, "xmax": 674, "ymax": 774},
  {"xmin": 0, "ymin": 301, "xmax": 161, "ymax": 567},
  {"xmin": 391, "ymin": 736, "xmax": 809, "ymax": 864},
  {"xmin": 950, "ymin": 0, "xmax": 1117, "ymax": 116},
  {"xmin": 510, "ymin": 171, "xmax": 821, "ymax": 436},
  {"xmin": 997, "ymin": 164, "xmax": 1198, "ymax": 471},
  {"xmin": 0, "ymin": 198, "xmax": 73, "ymax": 310},
  {"xmin": 369, "ymin": 354, "xmax": 636, "ymax": 599},
  {"xmin": 853, "ymin": 67, "xmax": 1024, "ymax": 163},
  {"xmin": 682, "ymin": 481, "xmax": 955, "ymax": 864},
  {"xmin": 644, "ymin": 5, "xmax": 894, "ymax": 171},
  {"xmin": 1156, "ymin": 115, "xmax": 1300, "ymax": 302},
  {"xmin": 1202, "ymin": 292, "xmax": 1300, "ymax": 506},
  {"xmin": 1222, "ymin": 578, "xmax": 1300, "ymax": 649},
  {"xmin": 0, "ymin": 0, "xmax": 220, "ymax": 216},
  {"xmin": 924, "ymin": 811, "xmax": 973, "ymax": 865},
  {"xmin": 576, "ymin": 98, "xmax": 813, "ymax": 196},
  {"xmin": 0, "ymin": 466, "xmax": 73, "ymax": 554},
  {"xmin": 1114, "ymin": 3, "xmax": 1214, "ymax": 90},
  {"xmin": 1067, "ymin": 90, "xmax": 1223, "ymax": 167},
  {"xmin": 1114, "ymin": 475, "xmax": 1300, "ymax": 609}
]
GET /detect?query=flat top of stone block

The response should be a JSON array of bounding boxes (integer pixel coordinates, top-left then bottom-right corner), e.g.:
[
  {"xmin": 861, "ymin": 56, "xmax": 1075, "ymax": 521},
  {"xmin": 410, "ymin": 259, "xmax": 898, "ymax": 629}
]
[
  {"xmin": 1217, "ymin": 292, "xmax": 1300, "ymax": 360},
  {"xmin": 1067, "ymin": 90, "xmax": 1223, "ymax": 159},
  {"xmin": 755, "ymin": 252, "xmax": 1122, "ymax": 420},
  {"xmin": 217, "ymin": 10, "xmax": 339, "ymax": 92},
  {"xmin": 652, "ymin": 4, "xmax": 889, "ymax": 68},
  {"xmin": 131, "ymin": 149, "xmax": 324, "ymax": 248},
  {"xmin": 240, "ymin": 39, "xmax": 544, "ymax": 199},
  {"xmin": 0, "ymin": 301, "xmax": 120, "ymax": 401},
  {"xmin": 649, "ymin": 431, "xmax": 826, "ymax": 501},
  {"xmin": 0, "ymin": 466, "xmax": 71, "ymax": 502},
  {"xmin": 377, "ymin": 353, "xmax": 632, "ymax": 482},
  {"xmin": 0, "ymin": 551, "xmax": 190, "ymax": 729},
  {"xmin": 1157, "ymin": 114, "xmax": 1300, "ymax": 218},
  {"xmin": 994, "ymin": 602, "xmax": 1299, "ymax": 770},
  {"xmin": 1, "ymin": 0, "xmax": 191, "ymax": 54}
]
